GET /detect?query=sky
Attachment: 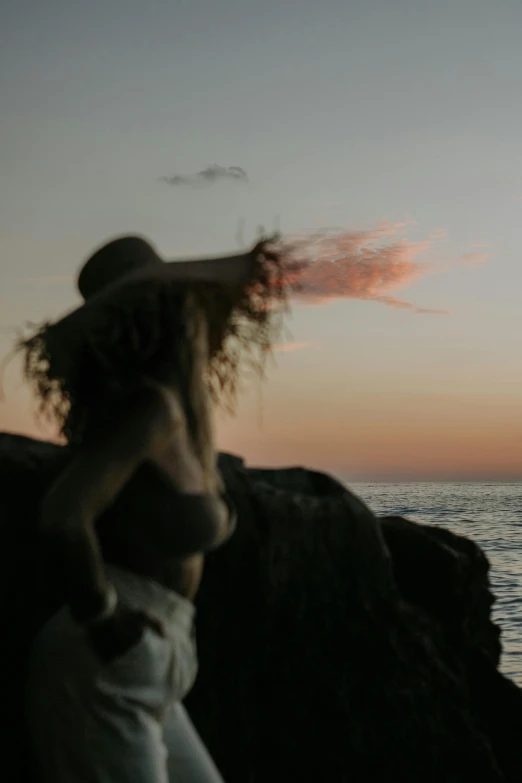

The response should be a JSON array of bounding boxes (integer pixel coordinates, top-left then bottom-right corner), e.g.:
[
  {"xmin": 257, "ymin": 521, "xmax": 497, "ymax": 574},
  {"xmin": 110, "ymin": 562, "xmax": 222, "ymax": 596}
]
[{"xmin": 2, "ymin": 0, "xmax": 522, "ymax": 481}]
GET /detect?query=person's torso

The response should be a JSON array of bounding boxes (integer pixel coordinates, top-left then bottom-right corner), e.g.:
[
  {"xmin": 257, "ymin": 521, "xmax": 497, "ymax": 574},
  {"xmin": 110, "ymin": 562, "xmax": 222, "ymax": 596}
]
[
  {"xmin": 83, "ymin": 381, "xmax": 217, "ymax": 601},
  {"xmin": 96, "ymin": 461, "xmax": 204, "ymax": 600}
]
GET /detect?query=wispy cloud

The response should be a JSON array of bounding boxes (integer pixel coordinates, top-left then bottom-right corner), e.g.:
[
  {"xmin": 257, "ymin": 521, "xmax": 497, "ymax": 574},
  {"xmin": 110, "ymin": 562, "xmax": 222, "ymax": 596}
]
[
  {"xmin": 458, "ymin": 248, "xmax": 489, "ymax": 265},
  {"xmin": 273, "ymin": 340, "xmax": 319, "ymax": 353},
  {"xmin": 371, "ymin": 295, "xmax": 447, "ymax": 315},
  {"xmin": 279, "ymin": 221, "xmax": 485, "ymax": 313},
  {"xmin": 159, "ymin": 164, "xmax": 248, "ymax": 188}
]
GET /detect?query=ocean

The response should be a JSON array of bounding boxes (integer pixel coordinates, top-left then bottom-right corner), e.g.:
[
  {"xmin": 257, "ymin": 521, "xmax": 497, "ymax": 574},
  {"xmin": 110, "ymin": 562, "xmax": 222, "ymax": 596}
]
[{"xmin": 351, "ymin": 482, "xmax": 522, "ymax": 685}]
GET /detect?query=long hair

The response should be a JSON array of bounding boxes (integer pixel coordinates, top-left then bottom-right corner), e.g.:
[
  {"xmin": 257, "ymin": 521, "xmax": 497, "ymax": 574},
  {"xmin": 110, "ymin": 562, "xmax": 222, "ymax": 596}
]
[{"xmin": 15, "ymin": 238, "xmax": 291, "ymax": 446}]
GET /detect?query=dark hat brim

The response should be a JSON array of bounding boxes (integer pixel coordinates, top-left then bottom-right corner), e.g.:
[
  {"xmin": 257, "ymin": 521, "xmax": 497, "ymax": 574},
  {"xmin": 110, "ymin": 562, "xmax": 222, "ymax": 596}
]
[
  {"xmin": 82, "ymin": 249, "xmax": 257, "ymax": 302},
  {"xmin": 124, "ymin": 249, "xmax": 256, "ymax": 285}
]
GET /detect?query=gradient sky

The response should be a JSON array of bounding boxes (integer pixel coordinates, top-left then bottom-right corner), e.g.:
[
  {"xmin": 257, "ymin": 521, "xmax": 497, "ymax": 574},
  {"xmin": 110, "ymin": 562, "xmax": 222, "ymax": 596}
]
[{"xmin": 2, "ymin": 0, "xmax": 522, "ymax": 481}]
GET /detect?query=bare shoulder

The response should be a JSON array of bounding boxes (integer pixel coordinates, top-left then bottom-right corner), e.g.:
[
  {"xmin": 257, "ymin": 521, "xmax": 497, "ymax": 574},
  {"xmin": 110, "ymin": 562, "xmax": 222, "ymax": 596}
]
[{"xmin": 40, "ymin": 385, "xmax": 176, "ymax": 528}]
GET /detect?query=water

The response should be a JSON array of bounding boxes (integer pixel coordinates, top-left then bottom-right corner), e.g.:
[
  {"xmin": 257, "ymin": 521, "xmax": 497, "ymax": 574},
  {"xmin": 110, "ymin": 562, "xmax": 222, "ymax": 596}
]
[{"xmin": 351, "ymin": 482, "xmax": 522, "ymax": 685}]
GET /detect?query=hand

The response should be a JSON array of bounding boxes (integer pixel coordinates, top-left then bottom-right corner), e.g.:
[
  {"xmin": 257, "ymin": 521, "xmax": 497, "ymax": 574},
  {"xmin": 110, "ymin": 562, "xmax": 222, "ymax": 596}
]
[{"xmin": 88, "ymin": 602, "xmax": 165, "ymax": 663}]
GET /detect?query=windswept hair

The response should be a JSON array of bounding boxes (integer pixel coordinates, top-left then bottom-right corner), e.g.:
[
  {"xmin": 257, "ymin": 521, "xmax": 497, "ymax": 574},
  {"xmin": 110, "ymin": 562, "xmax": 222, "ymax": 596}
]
[{"xmin": 15, "ymin": 238, "xmax": 293, "ymax": 444}]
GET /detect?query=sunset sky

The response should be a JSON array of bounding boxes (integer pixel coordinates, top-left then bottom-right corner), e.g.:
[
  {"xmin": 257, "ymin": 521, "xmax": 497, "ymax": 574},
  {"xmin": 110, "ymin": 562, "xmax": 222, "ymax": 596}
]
[{"xmin": 2, "ymin": 0, "xmax": 522, "ymax": 481}]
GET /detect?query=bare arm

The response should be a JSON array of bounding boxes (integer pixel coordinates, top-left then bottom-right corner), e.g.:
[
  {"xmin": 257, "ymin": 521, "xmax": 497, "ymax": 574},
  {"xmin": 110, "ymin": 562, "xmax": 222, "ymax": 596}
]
[{"xmin": 39, "ymin": 386, "xmax": 175, "ymax": 623}]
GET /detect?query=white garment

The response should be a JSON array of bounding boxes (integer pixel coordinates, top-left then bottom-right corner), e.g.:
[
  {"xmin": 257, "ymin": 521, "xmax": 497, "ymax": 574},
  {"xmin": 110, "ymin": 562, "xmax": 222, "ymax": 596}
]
[{"xmin": 25, "ymin": 565, "xmax": 224, "ymax": 783}]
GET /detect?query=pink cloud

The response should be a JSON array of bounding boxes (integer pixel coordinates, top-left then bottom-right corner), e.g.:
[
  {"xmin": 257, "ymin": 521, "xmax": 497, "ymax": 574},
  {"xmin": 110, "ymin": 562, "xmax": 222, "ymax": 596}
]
[
  {"xmin": 458, "ymin": 251, "xmax": 489, "ymax": 265},
  {"xmin": 278, "ymin": 222, "xmax": 485, "ymax": 313},
  {"xmin": 273, "ymin": 340, "xmax": 318, "ymax": 353},
  {"xmin": 372, "ymin": 296, "xmax": 448, "ymax": 315}
]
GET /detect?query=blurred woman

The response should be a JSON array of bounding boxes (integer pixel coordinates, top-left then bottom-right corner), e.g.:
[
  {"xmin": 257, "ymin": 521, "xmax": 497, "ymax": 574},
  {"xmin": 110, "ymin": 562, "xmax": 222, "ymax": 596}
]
[{"xmin": 18, "ymin": 234, "xmax": 288, "ymax": 783}]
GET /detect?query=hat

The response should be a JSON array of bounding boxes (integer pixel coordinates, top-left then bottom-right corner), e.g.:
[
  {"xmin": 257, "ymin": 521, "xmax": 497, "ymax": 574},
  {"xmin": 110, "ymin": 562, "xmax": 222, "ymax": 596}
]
[{"xmin": 77, "ymin": 234, "xmax": 259, "ymax": 302}]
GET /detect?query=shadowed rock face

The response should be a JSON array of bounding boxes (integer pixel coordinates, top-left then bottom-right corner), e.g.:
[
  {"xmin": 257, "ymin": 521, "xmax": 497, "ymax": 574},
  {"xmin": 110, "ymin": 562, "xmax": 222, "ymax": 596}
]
[{"xmin": 1, "ymin": 434, "xmax": 521, "ymax": 782}]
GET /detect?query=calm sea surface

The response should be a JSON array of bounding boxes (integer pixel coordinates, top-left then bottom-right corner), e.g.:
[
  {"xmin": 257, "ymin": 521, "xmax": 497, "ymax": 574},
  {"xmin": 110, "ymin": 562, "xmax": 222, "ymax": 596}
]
[{"xmin": 351, "ymin": 482, "xmax": 522, "ymax": 685}]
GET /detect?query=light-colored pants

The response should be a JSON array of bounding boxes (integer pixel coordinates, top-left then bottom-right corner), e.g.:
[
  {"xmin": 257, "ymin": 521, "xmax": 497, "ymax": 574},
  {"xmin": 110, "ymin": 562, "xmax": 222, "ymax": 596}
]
[{"xmin": 25, "ymin": 566, "xmax": 224, "ymax": 783}]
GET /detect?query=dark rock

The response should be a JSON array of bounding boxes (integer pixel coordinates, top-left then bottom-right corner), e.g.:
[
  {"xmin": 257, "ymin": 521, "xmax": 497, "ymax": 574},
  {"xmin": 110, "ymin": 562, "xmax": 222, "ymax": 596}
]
[{"xmin": 1, "ymin": 433, "xmax": 521, "ymax": 781}]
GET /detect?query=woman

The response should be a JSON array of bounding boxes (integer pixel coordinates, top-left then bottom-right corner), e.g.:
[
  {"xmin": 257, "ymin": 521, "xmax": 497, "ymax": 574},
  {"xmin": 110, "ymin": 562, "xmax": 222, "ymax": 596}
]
[{"xmin": 18, "ymin": 234, "xmax": 289, "ymax": 783}]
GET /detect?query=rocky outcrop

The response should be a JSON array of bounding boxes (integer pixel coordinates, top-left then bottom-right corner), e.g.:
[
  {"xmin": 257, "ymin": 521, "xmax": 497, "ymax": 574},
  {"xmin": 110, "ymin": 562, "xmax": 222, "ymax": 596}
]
[{"xmin": 1, "ymin": 433, "xmax": 521, "ymax": 782}]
